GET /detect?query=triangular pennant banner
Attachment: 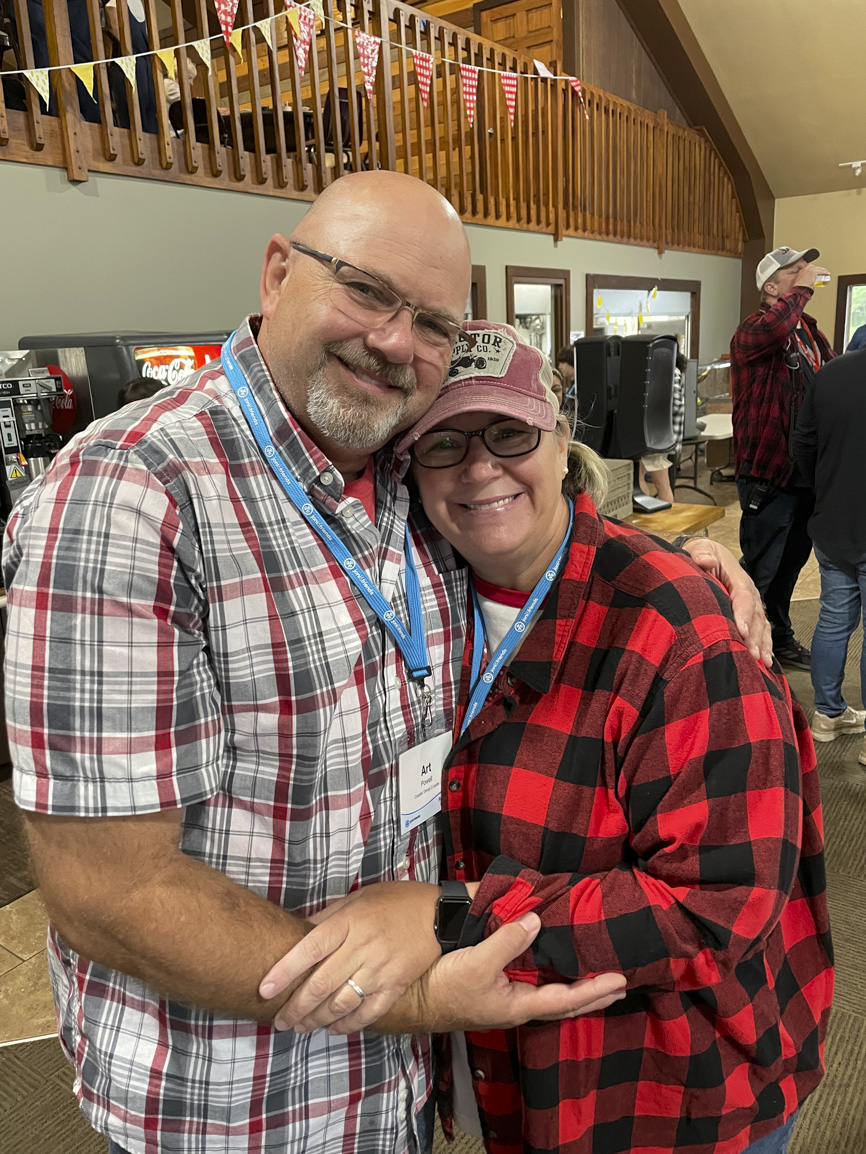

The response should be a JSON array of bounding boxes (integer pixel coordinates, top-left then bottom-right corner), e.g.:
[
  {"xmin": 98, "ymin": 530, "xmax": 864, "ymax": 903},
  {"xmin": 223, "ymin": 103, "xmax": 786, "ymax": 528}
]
[
  {"xmin": 500, "ymin": 71, "xmax": 517, "ymax": 127},
  {"xmin": 116, "ymin": 55, "xmax": 137, "ymax": 89},
  {"xmin": 412, "ymin": 50, "xmax": 433, "ymax": 109},
  {"xmin": 213, "ymin": 0, "xmax": 239, "ymax": 47},
  {"xmin": 287, "ymin": 2, "xmax": 315, "ymax": 76},
  {"xmin": 229, "ymin": 28, "xmax": 243, "ymax": 60},
  {"xmin": 156, "ymin": 48, "xmax": 177, "ymax": 81},
  {"xmin": 255, "ymin": 19, "xmax": 273, "ymax": 50},
  {"xmin": 23, "ymin": 68, "xmax": 50, "ymax": 106},
  {"xmin": 309, "ymin": 0, "xmax": 324, "ymax": 27},
  {"xmin": 191, "ymin": 38, "xmax": 212, "ymax": 73},
  {"xmin": 70, "ymin": 63, "xmax": 96, "ymax": 103},
  {"xmin": 459, "ymin": 62, "xmax": 478, "ymax": 127},
  {"xmin": 568, "ymin": 76, "xmax": 590, "ymax": 119},
  {"xmin": 354, "ymin": 30, "xmax": 380, "ymax": 102}
]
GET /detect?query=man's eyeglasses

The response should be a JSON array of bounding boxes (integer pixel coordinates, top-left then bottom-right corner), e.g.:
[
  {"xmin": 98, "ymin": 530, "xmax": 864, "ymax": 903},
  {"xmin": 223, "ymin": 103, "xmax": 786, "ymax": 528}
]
[
  {"xmin": 290, "ymin": 242, "xmax": 474, "ymax": 360},
  {"xmin": 413, "ymin": 419, "xmax": 542, "ymax": 469}
]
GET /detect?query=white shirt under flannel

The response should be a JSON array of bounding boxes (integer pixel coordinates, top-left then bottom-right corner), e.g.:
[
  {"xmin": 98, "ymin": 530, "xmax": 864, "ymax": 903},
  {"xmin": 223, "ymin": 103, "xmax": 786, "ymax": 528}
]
[{"xmin": 4, "ymin": 319, "xmax": 467, "ymax": 1154}]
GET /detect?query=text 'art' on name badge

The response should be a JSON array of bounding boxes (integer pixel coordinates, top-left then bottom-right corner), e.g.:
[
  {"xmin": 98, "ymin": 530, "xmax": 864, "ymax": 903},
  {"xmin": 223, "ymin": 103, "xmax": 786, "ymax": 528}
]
[{"xmin": 399, "ymin": 731, "xmax": 452, "ymax": 835}]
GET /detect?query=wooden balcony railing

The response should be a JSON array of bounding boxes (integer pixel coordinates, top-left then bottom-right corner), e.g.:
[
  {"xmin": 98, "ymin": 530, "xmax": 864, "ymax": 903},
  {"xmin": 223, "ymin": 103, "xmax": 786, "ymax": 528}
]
[{"xmin": 0, "ymin": 0, "xmax": 745, "ymax": 256}]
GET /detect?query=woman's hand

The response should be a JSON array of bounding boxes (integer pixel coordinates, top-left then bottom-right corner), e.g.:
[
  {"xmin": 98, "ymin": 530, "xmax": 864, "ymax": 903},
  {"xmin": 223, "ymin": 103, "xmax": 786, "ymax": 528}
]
[
  {"xmin": 681, "ymin": 538, "xmax": 773, "ymax": 665},
  {"xmin": 259, "ymin": 881, "xmax": 443, "ymax": 1035}
]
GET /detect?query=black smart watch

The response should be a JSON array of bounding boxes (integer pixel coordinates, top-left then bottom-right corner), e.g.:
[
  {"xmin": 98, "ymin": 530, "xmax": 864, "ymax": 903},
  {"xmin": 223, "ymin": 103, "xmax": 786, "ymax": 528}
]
[{"xmin": 434, "ymin": 880, "xmax": 472, "ymax": 953}]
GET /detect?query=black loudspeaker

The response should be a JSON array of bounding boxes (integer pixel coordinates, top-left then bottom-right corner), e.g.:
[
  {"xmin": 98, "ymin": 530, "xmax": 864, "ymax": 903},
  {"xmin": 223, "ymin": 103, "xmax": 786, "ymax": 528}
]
[
  {"xmin": 573, "ymin": 336, "xmax": 621, "ymax": 454},
  {"xmin": 615, "ymin": 334, "xmax": 677, "ymax": 459}
]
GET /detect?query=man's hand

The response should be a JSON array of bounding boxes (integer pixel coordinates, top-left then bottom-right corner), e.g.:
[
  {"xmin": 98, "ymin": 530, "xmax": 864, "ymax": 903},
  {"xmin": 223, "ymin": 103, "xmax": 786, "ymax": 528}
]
[
  {"xmin": 384, "ymin": 914, "xmax": 627, "ymax": 1035},
  {"xmin": 260, "ymin": 881, "xmax": 442, "ymax": 1034},
  {"xmin": 681, "ymin": 538, "xmax": 773, "ymax": 666},
  {"xmin": 794, "ymin": 263, "xmax": 831, "ymax": 290}
]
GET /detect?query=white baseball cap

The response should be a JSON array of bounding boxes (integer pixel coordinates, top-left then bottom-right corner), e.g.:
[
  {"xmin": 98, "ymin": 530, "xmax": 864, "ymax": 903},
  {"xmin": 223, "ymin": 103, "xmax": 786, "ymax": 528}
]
[{"xmin": 756, "ymin": 246, "xmax": 820, "ymax": 291}]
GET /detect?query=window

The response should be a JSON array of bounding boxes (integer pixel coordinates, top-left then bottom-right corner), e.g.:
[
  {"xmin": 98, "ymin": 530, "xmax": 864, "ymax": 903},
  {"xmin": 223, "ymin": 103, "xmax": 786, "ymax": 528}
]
[
  {"xmin": 834, "ymin": 274, "xmax": 866, "ymax": 352},
  {"xmin": 585, "ymin": 275, "xmax": 700, "ymax": 360}
]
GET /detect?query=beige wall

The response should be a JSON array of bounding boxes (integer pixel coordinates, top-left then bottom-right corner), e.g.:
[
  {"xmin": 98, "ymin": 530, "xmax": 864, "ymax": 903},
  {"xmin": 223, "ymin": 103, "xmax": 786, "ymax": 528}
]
[
  {"xmin": 2, "ymin": 161, "xmax": 741, "ymax": 364},
  {"xmin": 774, "ymin": 188, "xmax": 866, "ymax": 342}
]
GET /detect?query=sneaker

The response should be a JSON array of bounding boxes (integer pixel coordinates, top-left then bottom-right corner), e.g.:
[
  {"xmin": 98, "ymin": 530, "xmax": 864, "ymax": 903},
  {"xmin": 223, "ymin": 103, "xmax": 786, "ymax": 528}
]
[
  {"xmin": 811, "ymin": 705, "xmax": 866, "ymax": 743},
  {"xmin": 774, "ymin": 642, "xmax": 811, "ymax": 671}
]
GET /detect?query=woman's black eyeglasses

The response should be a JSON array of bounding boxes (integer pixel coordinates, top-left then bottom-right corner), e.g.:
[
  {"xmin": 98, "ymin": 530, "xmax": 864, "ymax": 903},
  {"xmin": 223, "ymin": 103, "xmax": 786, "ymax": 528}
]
[{"xmin": 413, "ymin": 419, "xmax": 542, "ymax": 469}]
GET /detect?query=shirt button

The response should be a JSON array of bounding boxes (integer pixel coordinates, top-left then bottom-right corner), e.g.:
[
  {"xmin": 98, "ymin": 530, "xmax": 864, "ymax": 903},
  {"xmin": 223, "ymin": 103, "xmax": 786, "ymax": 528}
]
[
  {"xmin": 320, "ymin": 471, "xmax": 334, "ymax": 486},
  {"xmin": 472, "ymin": 1068, "xmax": 485, "ymax": 1080},
  {"xmin": 401, "ymin": 856, "xmax": 410, "ymax": 871},
  {"xmin": 393, "ymin": 678, "xmax": 402, "ymax": 688},
  {"xmin": 448, "ymin": 780, "xmax": 460, "ymax": 792},
  {"xmin": 454, "ymin": 858, "xmax": 464, "ymax": 870},
  {"xmin": 341, "ymin": 506, "xmax": 353, "ymax": 519},
  {"xmin": 506, "ymin": 673, "xmax": 517, "ymax": 687}
]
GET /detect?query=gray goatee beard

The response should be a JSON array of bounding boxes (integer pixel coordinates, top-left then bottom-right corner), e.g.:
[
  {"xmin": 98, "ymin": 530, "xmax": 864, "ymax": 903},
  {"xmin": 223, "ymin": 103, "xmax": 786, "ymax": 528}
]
[{"xmin": 306, "ymin": 341, "xmax": 418, "ymax": 452}]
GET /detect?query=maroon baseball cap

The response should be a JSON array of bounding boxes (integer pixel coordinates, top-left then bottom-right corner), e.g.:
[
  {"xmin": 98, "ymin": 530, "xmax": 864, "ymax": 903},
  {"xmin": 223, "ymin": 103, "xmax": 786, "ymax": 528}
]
[{"xmin": 395, "ymin": 321, "xmax": 559, "ymax": 457}]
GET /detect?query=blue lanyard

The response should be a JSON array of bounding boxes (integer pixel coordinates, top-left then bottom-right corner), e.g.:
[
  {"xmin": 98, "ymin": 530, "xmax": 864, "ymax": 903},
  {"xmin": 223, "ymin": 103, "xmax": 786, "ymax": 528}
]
[
  {"xmin": 221, "ymin": 334, "xmax": 432, "ymax": 685},
  {"xmin": 459, "ymin": 499, "xmax": 573, "ymax": 735}
]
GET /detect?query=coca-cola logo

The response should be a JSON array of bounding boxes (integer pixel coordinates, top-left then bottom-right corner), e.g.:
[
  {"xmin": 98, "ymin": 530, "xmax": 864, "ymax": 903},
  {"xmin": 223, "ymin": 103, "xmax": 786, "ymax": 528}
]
[
  {"xmin": 46, "ymin": 363, "xmax": 77, "ymax": 435},
  {"xmin": 142, "ymin": 357, "xmax": 195, "ymax": 385}
]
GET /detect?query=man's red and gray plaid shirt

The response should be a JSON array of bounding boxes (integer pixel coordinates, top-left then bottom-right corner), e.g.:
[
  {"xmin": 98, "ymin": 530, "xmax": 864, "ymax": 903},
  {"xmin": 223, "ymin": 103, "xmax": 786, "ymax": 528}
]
[
  {"xmin": 730, "ymin": 285, "xmax": 834, "ymax": 486},
  {"xmin": 3, "ymin": 320, "xmax": 467, "ymax": 1154},
  {"xmin": 442, "ymin": 494, "xmax": 833, "ymax": 1154}
]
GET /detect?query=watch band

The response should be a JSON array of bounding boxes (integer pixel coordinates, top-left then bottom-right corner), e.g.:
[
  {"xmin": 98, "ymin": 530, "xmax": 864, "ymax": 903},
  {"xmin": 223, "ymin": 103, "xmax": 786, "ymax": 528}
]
[
  {"xmin": 434, "ymin": 880, "xmax": 472, "ymax": 953},
  {"xmin": 671, "ymin": 532, "xmax": 695, "ymax": 551}
]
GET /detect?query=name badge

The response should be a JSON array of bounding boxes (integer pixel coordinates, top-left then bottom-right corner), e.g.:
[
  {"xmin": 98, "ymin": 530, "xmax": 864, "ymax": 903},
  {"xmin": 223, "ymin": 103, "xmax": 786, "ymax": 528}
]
[{"xmin": 399, "ymin": 732, "xmax": 452, "ymax": 834}]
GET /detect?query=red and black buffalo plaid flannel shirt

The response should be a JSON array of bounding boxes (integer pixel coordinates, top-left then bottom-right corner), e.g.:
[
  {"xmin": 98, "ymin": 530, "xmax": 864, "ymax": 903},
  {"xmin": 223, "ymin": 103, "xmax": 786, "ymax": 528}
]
[
  {"xmin": 442, "ymin": 495, "xmax": 833, "ymax": 1154},
  {"xmin": 730, "ymin": 285, "xmax": 834, "ymax": 486}
]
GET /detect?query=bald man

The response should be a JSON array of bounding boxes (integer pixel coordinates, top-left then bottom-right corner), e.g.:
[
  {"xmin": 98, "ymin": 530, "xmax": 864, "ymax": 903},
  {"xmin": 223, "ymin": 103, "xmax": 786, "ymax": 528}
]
[{"xmin": 4, "ymin": 173, "xmax": 766, "ymax": 1154}]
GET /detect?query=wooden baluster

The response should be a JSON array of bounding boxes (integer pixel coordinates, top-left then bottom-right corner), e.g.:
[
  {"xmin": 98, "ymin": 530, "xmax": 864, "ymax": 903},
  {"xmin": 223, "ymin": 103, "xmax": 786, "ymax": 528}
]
[
  {"xmin": 425, "ymin": 19, "xmax": 442, "ymax": 193},
  {"xmin": 324, "ymin": 4, "xmax": 345, "ymax": 180},
  {"xmin": 454, "ymin": 35, "xmax": 470, "ymax": 216},
  {"xmin": 476, "ymin": 42, "xmax": 491, "ymax": 221},
  {"xmin": 167, "ymin": 0, "xmax": 199, "ymax": 173},
  {"xmin": 141, "ymin": 0, "xmax": 172, "ymax": 170},
  {"xmin": 338, "ymin": 0, "xmax": 363, "ymax": 175},
  {"xmin": 43, "ymin": 0, "xmax": 87, "ymax": 180},
  {"xmin": 513, "ymin": 64, "xmax": 526, "ymax": 225},
  {"xmin": 357, "ymin": 0, "xmax": 379, "ymax": 171},
  {"xmin": 262, "ymin": 0, "xmax": 289, "ymax": 189},
  {"xmin": 551, "ymin": 74, "xmax": 563, "ymax": 241},
  {"xmin": 80, "ymin": 0, "xmax": 117, "ymax": 161},
  {"xmin": 11, "ymin": 0, "xmax": 44, "ymax": 150},
  {"xmin": 114, "ymin": 0, "xmax": 145, "ymax": 165},
  {"xmin": 522, "ymin": 72, "xmax": 535, "ymax": 226},
  {"xmin": 542, "ymin": 71, "xmax": 553, "ymax": 232},
  {"xmin": 439, "ymin": 27, "xmax": 456, "ymax": 210},
  {"xmin": 499, "ymin": 52, "xmax": 513, "ymax": 224},
  {"xmin": 369, "ymin": 0, "xmax": 394, "ymax": 171},
  {"xmin": 221, "ymin": 17, "xmax": 247, "ymax": 183},
  {"xmin": 409, "ymin": 15, "xmax": 426, "ymax": 185},
  {"xmin": 240, "ymin": 0, "xmax": 267, "ymax": 184},
  {"xmin": 489, "ymin": 50, "xmax": 503, "ymax": 223},
  {"xmin": 286, "ymin": 1, "xmax": 309, "ymax": 190},
  {"xmin": 394, "ymin": 8, "xmax": 412, "ymax": 175},
  {"xmin": 305, "ymin": 2, "xmax": 327, "ymax": 191},
  {"xmin": 189, "ymin": 0, "xmax": 223, "ymax": 177}
]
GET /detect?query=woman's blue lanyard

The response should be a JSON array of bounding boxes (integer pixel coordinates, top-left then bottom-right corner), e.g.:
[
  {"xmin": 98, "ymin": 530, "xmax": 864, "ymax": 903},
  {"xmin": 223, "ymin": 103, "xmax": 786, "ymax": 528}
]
[
  {"xmin": 220, "ymin": 334, "xmax": 432, "ymax": 693},
  {"xmin": 459, "ymin": 499, "xmax": 573, "ymax": 736}
]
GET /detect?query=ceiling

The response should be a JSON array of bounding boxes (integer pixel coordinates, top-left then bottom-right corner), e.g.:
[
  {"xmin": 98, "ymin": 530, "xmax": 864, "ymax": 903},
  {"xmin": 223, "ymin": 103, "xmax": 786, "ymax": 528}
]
[{"xmin": 677, "ymin": 0, "xmax": 866, "ymax": 199}]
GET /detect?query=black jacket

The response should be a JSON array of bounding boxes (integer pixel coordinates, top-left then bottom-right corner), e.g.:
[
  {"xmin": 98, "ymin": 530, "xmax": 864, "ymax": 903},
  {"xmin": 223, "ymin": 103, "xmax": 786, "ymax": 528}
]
[{"xmin": 791, "ymin": 347, "xmax": 866, "ymax": 565}]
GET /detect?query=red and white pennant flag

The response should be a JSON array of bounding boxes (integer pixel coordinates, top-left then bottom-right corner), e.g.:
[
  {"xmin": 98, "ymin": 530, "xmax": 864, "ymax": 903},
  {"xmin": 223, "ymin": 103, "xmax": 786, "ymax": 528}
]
[
  {"xmin": 355, "ymin": 30, "xmax": 381, "ymax": 102},
  {"xmin": 413, "ymin": 50, "xmax": 433, "ymax": 108},
  {"xmin": 459, "ymin": 62, "xmax": 478, "ymax": 127},
  {"xmin": 568, "ymin": 76, "xmax": 590, "ymax": 119},
  {"xmin": 500, "ymin": 71, "xmax": 517, "ymax": 126},
  {"xmin": 213, "ymin": 0, "xmax": 239, "ymax": 47},
  {"xmin": 287, "ymin": 1, "xmax": 316, "ymax": 77}
]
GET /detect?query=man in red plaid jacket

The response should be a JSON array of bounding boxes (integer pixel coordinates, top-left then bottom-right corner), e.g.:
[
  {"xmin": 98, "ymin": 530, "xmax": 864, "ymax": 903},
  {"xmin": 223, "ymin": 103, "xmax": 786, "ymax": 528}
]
[{"xmin": 730, "ymin": 246, "xmax": 834, "ymax": 672}]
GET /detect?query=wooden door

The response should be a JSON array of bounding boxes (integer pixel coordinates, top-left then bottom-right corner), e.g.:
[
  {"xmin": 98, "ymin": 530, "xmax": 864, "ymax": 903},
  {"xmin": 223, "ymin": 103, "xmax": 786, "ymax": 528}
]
[{"xmin": 475, "ymin": 0, "xmax": 561, "ymax": 71}]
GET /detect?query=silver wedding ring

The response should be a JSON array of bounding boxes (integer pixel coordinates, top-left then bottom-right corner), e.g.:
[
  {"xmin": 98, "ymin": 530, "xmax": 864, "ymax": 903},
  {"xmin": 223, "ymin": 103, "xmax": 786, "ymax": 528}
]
[{"xmin": 345, "ymin": 978, "xmax": 366, "ymax": 1001}]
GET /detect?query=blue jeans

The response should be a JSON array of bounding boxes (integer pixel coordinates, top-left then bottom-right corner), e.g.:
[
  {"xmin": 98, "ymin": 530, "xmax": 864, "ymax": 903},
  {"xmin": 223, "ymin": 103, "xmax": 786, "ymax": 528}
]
[
  {"xmin": 811, "ymin": 547, "xmax": 866, "ymax": 718},
  {"xmin": 743, "ymin": 1112, "xmax": 798, "ymax": 1153}
]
